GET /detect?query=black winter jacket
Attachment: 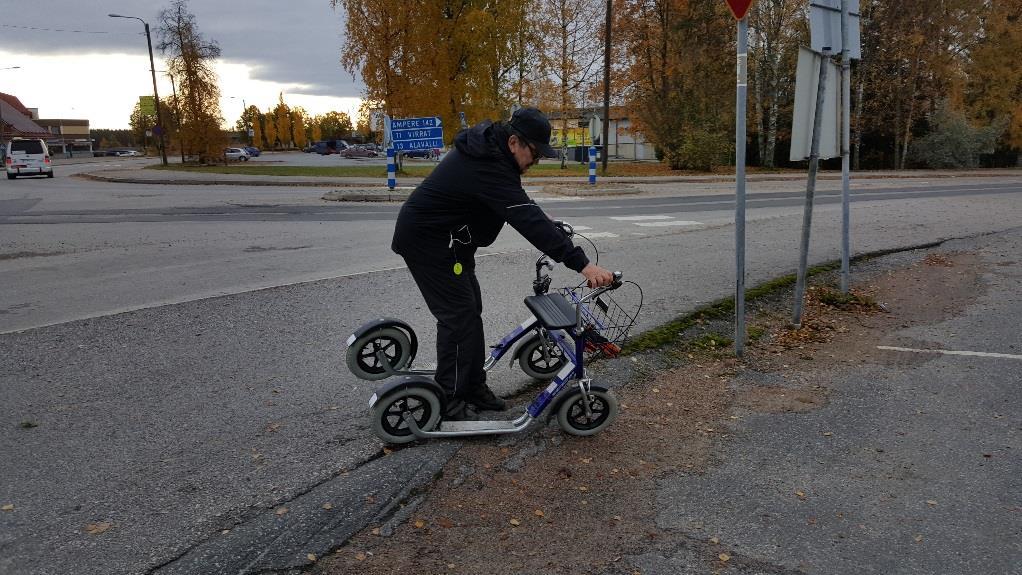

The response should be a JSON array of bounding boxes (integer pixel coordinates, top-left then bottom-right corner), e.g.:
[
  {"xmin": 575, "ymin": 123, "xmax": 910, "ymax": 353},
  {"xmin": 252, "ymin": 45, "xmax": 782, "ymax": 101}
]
[{"xmin": 391, "ymin": 120, "xmax": 589, "ymax": 273}]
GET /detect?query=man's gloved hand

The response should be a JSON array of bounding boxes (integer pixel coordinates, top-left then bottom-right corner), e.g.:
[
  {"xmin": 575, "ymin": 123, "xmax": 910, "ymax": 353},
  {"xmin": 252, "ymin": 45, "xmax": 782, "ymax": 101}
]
[{"xmin": 580, "ymin": 263, "xmax": 615, "ymax": 288}]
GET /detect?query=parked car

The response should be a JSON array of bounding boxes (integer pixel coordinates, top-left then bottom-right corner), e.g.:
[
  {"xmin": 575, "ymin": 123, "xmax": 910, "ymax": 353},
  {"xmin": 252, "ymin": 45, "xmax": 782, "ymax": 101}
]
[
  {"xmin": 402, "ymin": 147, "xmax": 442, "ymax": 159},
  {"xmin": 99, "ymin": 149, "xmax": 142, "ymax": 157},
  {"xmin": 313, "ymin": 139, "xmax": 350, "ymax": 155},
  {"xmin": 243, "ymin": 146, "xmax": 261, "ymax": 157},
  {"xmin": 341, "ymin": 145, "xmax": 378, "ymax": 158},
  {"xmin": 302, "ymin": 143, "xmax": 316, "ymax": 153},
  {"xmin": 224, "ymin": 147, "xmax": 251, "ymax": 161},
  {"xmin": 4, "ymin": 138, "xmax": 53, "ymax": 179}
]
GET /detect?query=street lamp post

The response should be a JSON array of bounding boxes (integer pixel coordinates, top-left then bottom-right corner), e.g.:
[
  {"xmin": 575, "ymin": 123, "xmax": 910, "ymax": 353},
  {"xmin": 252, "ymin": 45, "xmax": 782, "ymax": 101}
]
[
  {"xmin": 109, "ymin": 13, "xmax": 168, "ymax": 165},
  {"xmin": 167, "ymin": 73, "xmax": 185, "ymax": 164},
  {"xmin": 229, "ymin": 96, "xmax": 249, "ymax": 145},
  {"xmin": 0, "ymin": 66, "xmax": 22, "ymax": 149}
]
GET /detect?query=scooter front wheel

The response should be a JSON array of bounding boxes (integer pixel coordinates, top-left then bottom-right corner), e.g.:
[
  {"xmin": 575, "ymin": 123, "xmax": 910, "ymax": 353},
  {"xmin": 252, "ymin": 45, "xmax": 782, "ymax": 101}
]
[
  {"xmin": 370, "ymin": 387, "xmax": 442, "ymax": 444},
  {"xmin": 346, "ymin": 327, "xmax": 412, "ymax": 380},
  {"xmin": 556, "ymin": 388, "xmax": 619, "ymax": 436}
]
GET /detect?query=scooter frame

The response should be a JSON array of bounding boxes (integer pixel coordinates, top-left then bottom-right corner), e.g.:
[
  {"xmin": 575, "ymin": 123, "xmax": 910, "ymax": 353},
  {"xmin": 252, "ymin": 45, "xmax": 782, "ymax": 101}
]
[{"xmin": 371, "ymin": 276, "xmax": 623, "ymax": 439}]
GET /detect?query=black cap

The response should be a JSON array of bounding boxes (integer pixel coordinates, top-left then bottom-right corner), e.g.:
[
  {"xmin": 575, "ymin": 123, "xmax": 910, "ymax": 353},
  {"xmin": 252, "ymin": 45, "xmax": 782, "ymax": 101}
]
[{"xmin": 508, "ymin": 107, "xmax": 558, "ymax": 158}]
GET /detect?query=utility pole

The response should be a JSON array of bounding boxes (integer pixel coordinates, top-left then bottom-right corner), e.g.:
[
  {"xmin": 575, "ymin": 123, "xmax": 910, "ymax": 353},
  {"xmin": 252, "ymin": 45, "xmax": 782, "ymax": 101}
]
[{"xmin": 109, "ymin": 14, "xmax": 168, "ymax": 166}]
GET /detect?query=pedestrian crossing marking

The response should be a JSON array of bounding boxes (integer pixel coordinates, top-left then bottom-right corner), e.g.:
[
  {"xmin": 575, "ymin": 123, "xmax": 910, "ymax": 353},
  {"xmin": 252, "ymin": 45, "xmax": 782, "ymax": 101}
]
[
  {"xmin": 609, "ymin": 215, "xmax": 673, "ymax": 221},
  {"xmin": 634, "ymin": 220, "xmax": 703, "ymax": 227}
]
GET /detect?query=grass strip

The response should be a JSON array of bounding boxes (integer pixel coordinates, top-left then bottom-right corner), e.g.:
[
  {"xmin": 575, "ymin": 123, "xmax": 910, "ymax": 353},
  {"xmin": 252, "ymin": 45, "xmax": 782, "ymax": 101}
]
[{"xmin": 621, "ymin": 241, "xmax": 945, "ymax": 355}]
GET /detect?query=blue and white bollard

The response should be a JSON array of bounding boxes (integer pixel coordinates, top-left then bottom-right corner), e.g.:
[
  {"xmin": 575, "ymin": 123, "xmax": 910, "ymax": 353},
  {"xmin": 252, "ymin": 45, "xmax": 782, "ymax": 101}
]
[
  {"xmin": 387, "ymin": 147, "xmax": 396, "ymax": 190},
  {"xmin": 588, "ymin": 146, "xmax": 597, "ymax": 185}
]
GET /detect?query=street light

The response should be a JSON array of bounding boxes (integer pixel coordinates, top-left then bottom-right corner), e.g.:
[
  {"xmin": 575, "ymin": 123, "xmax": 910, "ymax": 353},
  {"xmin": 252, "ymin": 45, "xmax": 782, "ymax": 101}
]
[
  {"xmin": 108, "ymin": 13, "xmax": 168, "ymax": 165},
  {"xmin": 228, "ymin": 96, "xmax": 249, "ymax": 145},
  {"xmin": 0, "ymin": 66, "xmax": 22, "ymax": 149}
]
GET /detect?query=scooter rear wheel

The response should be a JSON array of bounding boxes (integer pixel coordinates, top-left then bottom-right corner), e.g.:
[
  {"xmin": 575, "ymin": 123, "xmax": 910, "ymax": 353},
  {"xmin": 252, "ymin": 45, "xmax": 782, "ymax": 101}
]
[
  {"xmin": 346, "ymin": 327, "xmax": 412, "ymax": 380},
  {"xmin": 371, "ymin": 387, "xmax": 441, "ymax": 444},
  {"xmin": 517, "ymin": 334, "xmax": 566, "ymax": 380},
  {"xmin": 556, "ymin": 388, "xmax": 619, "ymax": 436}
]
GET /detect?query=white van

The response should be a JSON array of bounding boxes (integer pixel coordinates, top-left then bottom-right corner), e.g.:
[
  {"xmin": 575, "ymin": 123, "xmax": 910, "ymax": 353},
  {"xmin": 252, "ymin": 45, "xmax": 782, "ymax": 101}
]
[{"xmin": 4, "ymin": 138, "xmax": 54, "ymax": 179}]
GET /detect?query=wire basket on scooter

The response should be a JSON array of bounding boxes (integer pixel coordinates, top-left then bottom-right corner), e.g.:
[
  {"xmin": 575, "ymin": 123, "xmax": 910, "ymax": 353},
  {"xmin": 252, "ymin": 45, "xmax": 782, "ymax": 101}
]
[{"xmin": 560, "ymin": 281, "xmax": 643, "ymax": 360}]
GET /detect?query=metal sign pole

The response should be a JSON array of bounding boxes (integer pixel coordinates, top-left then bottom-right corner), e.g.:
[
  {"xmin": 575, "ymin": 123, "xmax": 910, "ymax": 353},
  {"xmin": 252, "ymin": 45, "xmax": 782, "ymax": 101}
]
[
  {"xmin": 840, "ymin": 0, "xmax": 852, "ymax": 293},
  {"xmin": 792, "ymin": 49, "xmax": 831, "ymax": 328},
  {"xmin": 734, "ymin": 16, "xmax": 749, "ymax": 357}
]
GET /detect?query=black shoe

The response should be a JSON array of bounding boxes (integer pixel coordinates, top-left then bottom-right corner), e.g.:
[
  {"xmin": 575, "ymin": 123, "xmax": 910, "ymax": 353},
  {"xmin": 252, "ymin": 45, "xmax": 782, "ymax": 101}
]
[
  {"xmin": 443, "ymin": 399, "xmax": 479, "ymax": 421},
  {"xmin": 462, "ymin": 384, "xmax": 508, "ymax": 411}
]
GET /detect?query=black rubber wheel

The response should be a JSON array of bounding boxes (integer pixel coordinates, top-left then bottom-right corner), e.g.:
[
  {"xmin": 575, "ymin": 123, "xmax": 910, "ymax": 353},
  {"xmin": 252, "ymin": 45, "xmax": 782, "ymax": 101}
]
[
  {"xmin": 6, "ymin": 173, "xmax": 15, "ymax": 180},
  {"xmin": 556, "ymin": 388, "xmax": 619, "ymax": 436},
  {"xmin": 346, "ymin": 327, "xmax": 413, "ymax": 380},
  {"xmin": 517, "ymin": 334, "xmax": 566, "ymax": 380},
  {"xmin": 47, "ymin": 171, "xmax": 54, "ymax": 178},
  {"xmin": 370, "ymin": 387, "xmax": 441, "ymax": 444}
]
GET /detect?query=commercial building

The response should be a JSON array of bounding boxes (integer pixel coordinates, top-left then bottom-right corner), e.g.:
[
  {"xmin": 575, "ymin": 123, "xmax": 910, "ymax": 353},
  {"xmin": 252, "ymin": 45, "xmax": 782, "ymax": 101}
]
[{"xmin": 0, "ymin": 92, "xmax": 92, "ymax": 156}]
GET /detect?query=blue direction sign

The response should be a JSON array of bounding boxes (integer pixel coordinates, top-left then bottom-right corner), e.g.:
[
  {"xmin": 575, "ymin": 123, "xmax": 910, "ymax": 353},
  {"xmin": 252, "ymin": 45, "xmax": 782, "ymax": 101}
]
[{"xmin": 391, "ymin": 116, "xmax": 444, "ymax": 151}]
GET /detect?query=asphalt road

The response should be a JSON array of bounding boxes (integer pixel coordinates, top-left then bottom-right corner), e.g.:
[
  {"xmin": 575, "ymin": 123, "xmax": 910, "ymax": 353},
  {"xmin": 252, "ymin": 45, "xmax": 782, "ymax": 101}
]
[{"xmin": 1, "ymin": 168, "xmax": 1021, "ymax": 574}]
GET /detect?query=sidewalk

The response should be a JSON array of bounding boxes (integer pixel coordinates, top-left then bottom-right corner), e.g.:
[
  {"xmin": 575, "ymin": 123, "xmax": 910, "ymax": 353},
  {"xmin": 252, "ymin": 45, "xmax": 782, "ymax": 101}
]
[{"xmin": 76, "ymin": 165, "xmax": 1022, "ymax": 202}]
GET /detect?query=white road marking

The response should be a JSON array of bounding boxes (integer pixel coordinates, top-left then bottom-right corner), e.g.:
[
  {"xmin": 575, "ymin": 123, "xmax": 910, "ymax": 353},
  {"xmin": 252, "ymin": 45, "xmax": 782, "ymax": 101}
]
[
  {"xmin": 634, "ymin": 220, "xmax": 703, "ymax": 227},
  {"xmin": 580, "ymin": 232, "xmax": 619, "ymax": 238},
  {"xmin": 877, "ymin": 345, "xmax": 1022, "ymax": 361},
  {"xmin": 572, "ymin": 225, "xmax": 593, "ymax": 231},
  {"xmin": 610, "ymin": 215, "xmax": 674, "ymax": 221}
]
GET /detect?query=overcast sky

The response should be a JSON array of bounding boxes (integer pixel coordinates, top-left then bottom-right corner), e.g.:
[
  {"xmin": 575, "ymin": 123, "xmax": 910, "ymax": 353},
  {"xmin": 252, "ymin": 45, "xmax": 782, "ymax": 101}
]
[{"xmin": 0, "ymin": 0, "xmax": 364, "ymax": 129}]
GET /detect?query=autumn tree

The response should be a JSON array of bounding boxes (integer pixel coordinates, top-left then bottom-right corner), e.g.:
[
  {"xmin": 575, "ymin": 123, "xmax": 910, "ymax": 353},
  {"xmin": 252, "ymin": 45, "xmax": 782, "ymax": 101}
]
[
  {"xmin": 271, "ymin": 94, "xmax": 291, "ymax": 148},
  {"xmin": 335, "ymin": 0, "xmax": 540, "ymax": 140},
  {"xmin": 128, "ymin": 101, "xmax": 157, "ymax": 153},
  {"xmin": 157, "ymin": 0, "xmax": 225, "ymax": 163},
  {"xmin": 748, "ymin": 0, "xmax": 804, "ymax": 167},
  {"xmin": 316, "ymin": 111, "xmax": 354, "ymax": 139},
  {"xmin": 291, "ymin": 107, "xmax": 308, "ymax": 148},
  {"xmin": 964, "ymin": 0, "xmax": 1022, "ymax": 163},
  {"xmin": 617, "ymin": 0, "xmax": 734, "ymax": 170}
]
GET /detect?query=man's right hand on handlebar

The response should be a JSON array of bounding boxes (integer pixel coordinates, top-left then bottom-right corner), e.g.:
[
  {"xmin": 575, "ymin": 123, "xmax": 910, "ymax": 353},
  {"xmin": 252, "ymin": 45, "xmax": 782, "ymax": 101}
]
[{"xmin": 581, "ymin": 263, "xmax": 615, "ymax": 288}]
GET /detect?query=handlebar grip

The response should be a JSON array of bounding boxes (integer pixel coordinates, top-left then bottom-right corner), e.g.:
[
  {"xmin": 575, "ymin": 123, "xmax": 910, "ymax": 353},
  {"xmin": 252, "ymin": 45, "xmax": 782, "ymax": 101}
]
[
  {"xmin": 552, "ymin": 220, "xmax": 574, "ymax": 237},
  {"xmin": 611, "ymin": 271, "xmax": 623, "ymax": 289}
]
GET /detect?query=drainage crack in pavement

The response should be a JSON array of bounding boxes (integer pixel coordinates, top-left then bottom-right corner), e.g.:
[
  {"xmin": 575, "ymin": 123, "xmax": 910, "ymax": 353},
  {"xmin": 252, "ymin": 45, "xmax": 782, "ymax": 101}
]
[{"xmin": 148, "ymin": 443, "xmax": 458, "ymax": 575}]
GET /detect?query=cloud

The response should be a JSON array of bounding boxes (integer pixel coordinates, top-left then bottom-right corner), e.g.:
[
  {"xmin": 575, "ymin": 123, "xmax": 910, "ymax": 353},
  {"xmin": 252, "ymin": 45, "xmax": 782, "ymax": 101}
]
[{"xmin": 0, "ymin": 0, "xmax": 364, "ymax": 98}]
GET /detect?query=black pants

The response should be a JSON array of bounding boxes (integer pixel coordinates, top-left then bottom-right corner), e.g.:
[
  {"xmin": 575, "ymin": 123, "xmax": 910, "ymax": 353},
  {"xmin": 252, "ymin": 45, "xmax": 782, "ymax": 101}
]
[{"xmin": 403, "ymin": 253, "xmax": 486, "ymax": 399}]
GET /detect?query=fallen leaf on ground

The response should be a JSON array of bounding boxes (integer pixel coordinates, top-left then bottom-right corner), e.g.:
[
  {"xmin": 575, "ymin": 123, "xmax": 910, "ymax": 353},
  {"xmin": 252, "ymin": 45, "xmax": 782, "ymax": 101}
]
[
  {"xmin": 85, "ymin": 522, "xmax": 112, "ymax": 535},
  {"xmin": 509, "ymin": 518, "xmax": 521, "ymax": 526},
  {"xmin": 307, "ymin": 553, "xmax": 317, "ymax": 562},
  {"xmin": 371, "ymin": 527, "xmax": 381, "ymax": 536},
  {"xmin": 437, "ymin": 517, "xmax": 454, "ymax": 528},
  {"xmin": 914, "ymin": 535, "xmax": 923, "ymax": 543},
  {"xmin": 275, "ymin": 507, "xmax": 288, "ymax": 516},
  {"xmin": 322, "ymin": 502, "xmax": 333, "ymax": 510},
  {"xmin": 796, "ymin": 491, "xmax": 806, "ymax": 498},
  {"xmin": 534, "ymin": 509, "xmax": 545, "ymax": 517},
  {"xmin": 1, "ymin": 504, "xmax": 13, "ymax": 512},
  {"xmin": 356, "ymin": 552, "xmax": 367, "ymax": 561},
  {"xmin": 710, "ymin": 537, "xmax": 719, "ymax": 544},
  {"xmin": 414, "ymin": 519, "xmax": 426, "ymax": 528},
  {"xmin": 719, "ymin": 553, "xmax": 731, "ymax": 562},
  {"xmin": 926, "ymin": 500, "xmax": 937, "ymax": 506}
]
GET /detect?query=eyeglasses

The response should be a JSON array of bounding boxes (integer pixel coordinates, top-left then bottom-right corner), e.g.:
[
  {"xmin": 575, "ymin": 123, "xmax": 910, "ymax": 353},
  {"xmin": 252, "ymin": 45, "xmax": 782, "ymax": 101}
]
[{"xmin": 524, "ymin": 140, "xmax": 539, "ymax": 163}]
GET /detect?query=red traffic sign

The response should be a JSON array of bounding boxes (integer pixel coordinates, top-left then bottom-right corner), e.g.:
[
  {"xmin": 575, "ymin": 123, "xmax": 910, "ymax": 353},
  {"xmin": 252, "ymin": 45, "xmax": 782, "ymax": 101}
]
[{"xmin": 725, "ymin": 0, "xmax": 754, "ymax": 19}]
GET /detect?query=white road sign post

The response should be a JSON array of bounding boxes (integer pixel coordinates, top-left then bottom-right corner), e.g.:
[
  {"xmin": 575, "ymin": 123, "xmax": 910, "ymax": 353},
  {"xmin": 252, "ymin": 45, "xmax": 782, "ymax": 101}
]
[
  {"xmin": 792, "ymin": 47, "xmax": 832, "ymax": 328},
  {"xmin": 810, "ymin": 0, "xmax": 861, "ymax": 294}
]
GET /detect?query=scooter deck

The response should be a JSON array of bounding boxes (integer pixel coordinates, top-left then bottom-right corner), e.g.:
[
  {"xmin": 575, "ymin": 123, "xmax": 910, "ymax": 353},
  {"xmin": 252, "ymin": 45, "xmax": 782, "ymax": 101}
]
[{"xmin": 439, "ymin": 419, "xmax": 520, "ymax": 432}]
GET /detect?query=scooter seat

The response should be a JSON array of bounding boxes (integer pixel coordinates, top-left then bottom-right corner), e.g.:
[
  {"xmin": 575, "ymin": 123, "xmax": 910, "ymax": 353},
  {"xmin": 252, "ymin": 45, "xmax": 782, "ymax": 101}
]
[{"xmin": 524, "ymin": 293, "xmax": 577, "ymax": 330}]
